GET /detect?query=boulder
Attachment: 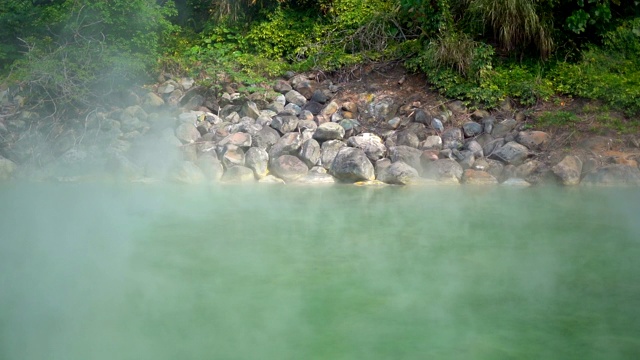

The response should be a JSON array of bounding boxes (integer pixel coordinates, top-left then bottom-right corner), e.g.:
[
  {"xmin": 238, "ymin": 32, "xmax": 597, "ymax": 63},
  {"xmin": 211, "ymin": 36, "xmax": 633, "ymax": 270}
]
[
  {"xmin": 269, "ymin": 132, "xmax": 303, "ymax": 161},
  {"xmin": 462, "ymin": 169, "xmax": 498, "ymax": 185},
  {"xmin": 491, "ymin": 118, "xmax": 517, "ymax": 137},
  {"xmin": 252, "ymin": 126, "xmax": 281, "ymax": 151},
  {"xmin": 221, "ymin": 166, "xmax": 256, "ymax": 182},
  {"xmin": 330, "ymin": 147, "xmax": 375, "ymax": 182},
  {"xmin": 170, "ymin": 161, "xmax": 206, "ymax": 184},
  {"xmin": 284, "ymin": 90, "xmax": 307, "ymax": 107},
  {"xmin": 297, "ymin": 172, "xmax": 336, "ymax": 184},
  {"xmin": 464, "ymin": 140, "xmax": 484, "ymax": 158},
  {"xmin": 245, "ymin": 147, "xmax": 269, "ymax": 179},
  {"xmin": 0, "ymin": 156, "xmax": 17, "ymax": 180},
  {"xmin": 581, "ymin": 164, "xmax": 640, "ymax": 186},
  {"xmin": 299, "ymin": 138, "xmax": 321, "ymax": 167},
  {"xmin": 389, "ymin": 145, "xmax": 423, "ymax": 173},
  {"xmin": 175, "ymin": 123, "xmax": 201, "ymax": 144},
  {"xmin": 516, "ymin": 131, "xmax": 549, "ymax": 150},
  {"xmin": 482, "ymin": 138, "xmax": 505, "ymax": 157},
  {"xmin": 396, "ymin": 130, "xmax": 420, "ymax": 148},
  {"xmin": 271, "ymin": 155, "xmax": 309, "ymax": 182},
  {"xmin": 273, "ymin": 80, "xmax": 292, "ymax": 94},
  {"xmin": 321, "ymin": 100, "xmax": 340, "ymax": 117},
  {"xmin": 489, "ymin": 141, "xmax": 530, "ymax": 165},
  {"xmin": 381, "ymin": 161, "xmax": 421, "ymax": 185},
  {"xmin": 462, "ymin": 122, "xmax": 483, "ymax": 137},
  {"xmin": 196, "ymin": 154, "xmax": 224, "ymax": 181},
  {"xmin": 241, "ymin": 101, "xmax": 261, "ymax": 119},
  {"xmin": 221, "ymin": 145, "xmax": 245, "ymax": 168},
  {"xmin": 441, "ymin": 128, "xmax": 463, "ymax": 150},
  {"xmin": 347, "ymin": 133, "xmax": 387, "ymax": 161},
  {"xmin": 423, "ymin": 159, "xmax": 463, "ymax": 183},
  {"xmin": 420, "ymin": 135, "xmax": 442, "ymax": 150},
  {"xmin": 551, "ymin": 155, "xmax": 582, "ymax": 186},
  {"xmin": 218, "ymin": 132, "xmax": 252, "ymax": 148},
  {"xmin": 314, "ymin": 122, "xmax": 345, "ymax": 141},
  {"xmin": 321, "ymin": 140, "xmax": 346, "ymax": 170},
  {"xmin": 271, "ymin": 115, "xmax": 299, "ymax": 134}
]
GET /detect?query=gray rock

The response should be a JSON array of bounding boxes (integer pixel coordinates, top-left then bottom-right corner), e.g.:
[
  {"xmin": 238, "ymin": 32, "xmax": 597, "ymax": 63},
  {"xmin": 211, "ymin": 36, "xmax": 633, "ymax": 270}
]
[
  {"xmin": 311, "ymin": 90, "xmax": 329, "ymax": 104},
  {"xmin": 330, "ymin": 147, "xmax": 375, "ymax": 182},
  {"xmin": 413, "ymin": 109, "xmax": 430, "ymax": 125},
  {"xmin": 221, "ymin": 166, "xmax": 256, "ymax": 182},
  {"xmin": 170, "ymin": 161, "xmax": 206, "ymax": 184},
  {"xmin": 370, "ymin": 98, "xmax": 398, "ymax": 121},
  {"xmin": 501, "ymin": 178, "xmax": 531, "ymax": 186},
  {"xmin": 389, "ymin": 145, "xmax": 423, "ymax": 173},
  {"xmin": 552, "ymin": 155, "xmax": 583, "ymax": 186},
  {"xmin": 420, "ymin": 135, "xmax": 443, "ymax": 150},
  {"xmin": 252, "ymin": 126, "xmax": 281, "ymax": 151},
  {"xmin": 284, "ymin": 90, "xmax": 307, "ymax": 107},
  {"xmin": 321, "ymin": 100, "xmax": 340, "ymax": 117},
  {"xmin": 196, "ymin": 154, "xmax": 224, "ymax": 181},
  {"xmin": 453, "ymin": 149, "xmax": 475, "ymax": 169},
  {"xmin": 218, "ymin": 132, "xmax": 252, "ymax": 148},
  {"xmin": 299, "ymin": 138, "xmax": 321, "ymax": 167},
  {"xmin": 258, "ymin": 175, "xmax": 286, "ymax": 184},
  {"xmin": 271, "ymin": 115, "xmax": 299, "ymax": 133},
  {"xmin": 482, "ymin": 117, "xmax": 495, "ymax": 135},
  {"xmin": 274, "ymin": 80, "xmax": 292, "ymax": 94},
  {"xmin": 144, "ymin": 92, "xmax": 165, "ymax": 107},
  {"xmin": 241, "ymin": 101, "xmax": 262, "ymax": 119},
  {"xmin": 491, "ymin": 118, "xmax": 517, "ymax": 137},
  {"xmin": 321, "ymin": 140, "xmax": 346, "ymax": 170},
  {"xmin": 0, "ymin": 156, "xmax": 17, "ymax": 180},
  {"xmin": 314, "ymin": 122, "xmax": 345, "ymax": 141},
  {"xmin": 483, "ymin": 138, "xmax": 505, "ymax": 157},
  {"xmin": 221, "ymin": 145, "xmax": 245, "ymax": 168},
  {"xmin": 423, "ymin": 159, "xmax": 464, "ymax": 182},
  {"xmin": 271, "ymin": 155, "xmax": 309, "ymax": 182},
  {"xmin": 516, "ymin": 131, "xmax": 550, "ymax": 151},
  {"xmin": 462, "ymin": 169, "xmax": 498, "ymax": 185},
  {"xmin": 464, "ymin": 140, "xmax": 484, "ymax": 158},
  {"xmin": 302, "ymin": 101, "xmax": 324, "ymax": 115},
  {"xmin": 382, "ymin": 161, "xmax": 421, "ymax": 185},
  {"xmin": 347, "ymin": 133, "xmax": 387, "ymax": 161},
  {"xmin": 462, "ymin": 122, "xmax": 483, "ymax": 137},
  {"xmin": 516, "ymin": 160, "xmax": 542, "ymax": 179},
  {"xmin": 269, "ymin": 132, "xmax": 303, "ymax": 162},
  {"xmin": 175, "ymin": 123, "xmax": 201, "ymax": 144},
  {"xmin": 245, "ymin": 147, "xmax": 269, "ymax": 179},
  {"xmin": 442, "ymin": 128, "xmax": 463, "ymax": 150},
  {"xmin": 298, "ymin": 120, "xmax": 317, "ymax": 132},
  {"xmin": 284, "ymin": 103, "xmax": 302, "ymax": 115},
  {"xmin": 297, "ymin": 172, "xmax": 336, "ymax": 184},
  {"xmin": 489, "ymin": 141, "xmax": 530, "ymax": 165},
  {"xmin": 396, "ymin": 130, "xmax": 420, "ymax": 148}
]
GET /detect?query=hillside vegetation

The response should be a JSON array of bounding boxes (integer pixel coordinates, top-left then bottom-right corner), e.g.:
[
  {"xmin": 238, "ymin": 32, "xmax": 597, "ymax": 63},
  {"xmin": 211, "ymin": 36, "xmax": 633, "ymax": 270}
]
[{"xmin": 1, "ymin": 0, "xmax": 640, "ymax": 120}]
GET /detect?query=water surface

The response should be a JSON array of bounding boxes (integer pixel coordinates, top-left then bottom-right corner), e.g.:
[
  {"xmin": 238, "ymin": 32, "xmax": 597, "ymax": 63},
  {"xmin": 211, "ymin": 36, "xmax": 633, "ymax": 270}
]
[{"xmin": 1, "ymin": 183, "xmax": 639, "ymax": 359}]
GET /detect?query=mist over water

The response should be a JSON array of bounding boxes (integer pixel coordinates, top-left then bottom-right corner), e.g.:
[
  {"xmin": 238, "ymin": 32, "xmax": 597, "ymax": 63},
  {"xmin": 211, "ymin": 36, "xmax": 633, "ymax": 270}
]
[{"xmin": 1, "ymin": 184, "xmax": 639, "ymax": 359}]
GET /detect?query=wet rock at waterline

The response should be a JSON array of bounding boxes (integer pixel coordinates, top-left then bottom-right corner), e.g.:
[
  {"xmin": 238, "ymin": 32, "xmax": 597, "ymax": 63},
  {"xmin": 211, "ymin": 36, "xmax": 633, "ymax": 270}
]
[
  {"xmin": 330, "ymin": 147, "xmax": 375, "ymax": 182},
  {"xmin": 221, "ymin": 166, "xmax": 256, "ymax": 182},
  {"xmin": 581, "ymin": 165, "xmax": 640, "ymax": 186},
  {"xmin": 489, "ymin": 142, "xmax": 530, "ymax": 166},
  {"xmin": 245, "ymin": 148, "xmax": 269, "ymax": 179},
  {"xmin": 552, "ymin": 155, "xmax": 582, "ymax": 186},
  {"xmin": 271, "ymin": 155, "xmax": 309, "ymax": 182},
  {"xmin": 0, "ymin": 156, "xmax": 17, "ymax": 180}
]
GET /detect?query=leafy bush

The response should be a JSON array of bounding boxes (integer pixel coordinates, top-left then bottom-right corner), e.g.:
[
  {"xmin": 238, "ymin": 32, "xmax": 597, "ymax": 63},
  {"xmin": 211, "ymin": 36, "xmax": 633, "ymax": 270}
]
[
  {"xmin": 550, "ymin": 18, "xmax": 640, "ymax": 115},
  {"xmin": 4, "ymin": 0, "xmax": 176, "ymax": 119}
]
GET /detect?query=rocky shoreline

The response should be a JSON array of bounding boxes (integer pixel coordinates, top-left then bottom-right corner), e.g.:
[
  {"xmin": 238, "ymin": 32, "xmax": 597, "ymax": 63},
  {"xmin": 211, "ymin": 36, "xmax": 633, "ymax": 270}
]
[{"xmin": 1, "ymin": 70, "xmax": 640, "ymax": 186}]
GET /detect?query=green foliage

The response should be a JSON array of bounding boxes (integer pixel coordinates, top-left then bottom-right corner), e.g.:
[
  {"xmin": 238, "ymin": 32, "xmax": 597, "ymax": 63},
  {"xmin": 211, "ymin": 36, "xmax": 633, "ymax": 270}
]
[
  {"xmin": 536, "ymin": 110, "xmax": 580, "ymax": 127},
  {"xmin": 4, "ymin": 0, "xmax": 177, "ymax": 118},
  {"xmin": 399, "ymin": 0, "xmax": 452, "ymax": 37},
  {"xmin": 550, "ymin": 18, "xmax": 640, "ymax": 115},
  {"xmin": 245, "ymin": 7, "xmax": 323, "ymax": 60}
]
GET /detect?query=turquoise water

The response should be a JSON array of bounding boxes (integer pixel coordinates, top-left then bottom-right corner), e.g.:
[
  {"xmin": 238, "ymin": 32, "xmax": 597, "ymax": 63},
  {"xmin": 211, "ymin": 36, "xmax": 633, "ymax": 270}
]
[{"xmin": 1, "ymin": 183, "xmax": 639, "ymax": 359}]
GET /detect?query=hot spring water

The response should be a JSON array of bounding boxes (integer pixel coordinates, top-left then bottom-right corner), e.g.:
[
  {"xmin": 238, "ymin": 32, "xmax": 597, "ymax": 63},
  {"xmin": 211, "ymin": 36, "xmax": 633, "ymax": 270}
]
[{"xmin": 1, "ymin": 183, "xmax": 639, "ymax": 359}]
